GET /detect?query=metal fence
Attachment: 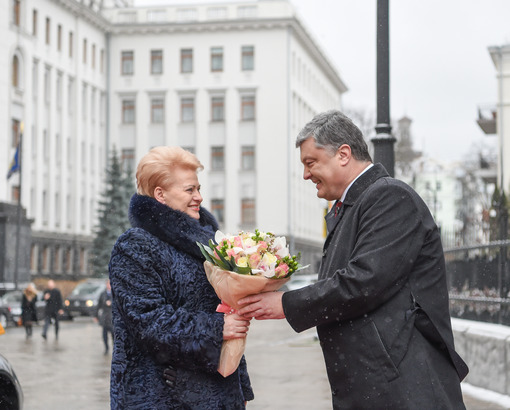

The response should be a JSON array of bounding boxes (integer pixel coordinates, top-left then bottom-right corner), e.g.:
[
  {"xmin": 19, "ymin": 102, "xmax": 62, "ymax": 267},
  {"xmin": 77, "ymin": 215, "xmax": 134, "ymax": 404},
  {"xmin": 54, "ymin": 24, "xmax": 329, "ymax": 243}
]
[{"xmin": 445, "ymin": 240, "xmax": 510, "ymax": 326}]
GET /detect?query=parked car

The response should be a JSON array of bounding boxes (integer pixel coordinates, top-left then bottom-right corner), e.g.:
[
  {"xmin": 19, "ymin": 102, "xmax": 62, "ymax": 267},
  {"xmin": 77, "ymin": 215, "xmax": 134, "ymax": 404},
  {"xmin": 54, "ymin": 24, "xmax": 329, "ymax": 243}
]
[
  {"xmin": 282, "ymin": 274, "xmax": 318, "ymax": 291},
  {"xmin": 0, "ymin": 353, "xmax": 23, "ymax": 409},
  {"xmin": 63, "ymin": 280, "xmax": 107, "ymax": 318},
  {"xmin": 0, "ymin": 290, "xmax": 46, "ymax": 328}
]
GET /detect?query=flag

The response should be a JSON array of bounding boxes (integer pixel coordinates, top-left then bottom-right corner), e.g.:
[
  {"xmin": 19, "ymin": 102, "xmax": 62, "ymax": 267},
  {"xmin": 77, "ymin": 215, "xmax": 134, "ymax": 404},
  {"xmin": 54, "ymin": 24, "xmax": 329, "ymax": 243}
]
[{"xmin": 7, "ymin": 143, "xmax": 20, "ymax": 179}]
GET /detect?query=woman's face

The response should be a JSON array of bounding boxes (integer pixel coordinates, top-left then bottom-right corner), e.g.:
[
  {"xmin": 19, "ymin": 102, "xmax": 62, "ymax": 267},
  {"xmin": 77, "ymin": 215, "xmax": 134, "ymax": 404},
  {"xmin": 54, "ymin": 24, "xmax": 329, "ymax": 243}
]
[{"xmin": 155, "ymin": 167, "xmax": 203, "ymax": 220}]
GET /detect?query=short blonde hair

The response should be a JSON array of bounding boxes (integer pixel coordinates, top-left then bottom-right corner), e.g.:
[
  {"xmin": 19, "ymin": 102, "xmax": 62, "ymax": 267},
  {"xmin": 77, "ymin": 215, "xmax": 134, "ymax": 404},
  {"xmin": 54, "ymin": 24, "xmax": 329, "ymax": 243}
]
[{"xmin": 136, "ymin": 146, "xmax": 204, "ymax": 197}]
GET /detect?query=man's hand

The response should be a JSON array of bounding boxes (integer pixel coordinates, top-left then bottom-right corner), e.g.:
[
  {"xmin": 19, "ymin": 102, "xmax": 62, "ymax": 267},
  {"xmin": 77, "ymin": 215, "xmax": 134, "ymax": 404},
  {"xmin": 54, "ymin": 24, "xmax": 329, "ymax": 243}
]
[
  {"xmin": 223, "ymin": 313, "xmax": 251, "ymax": 340},
  {"xmin": 238, "ymin": 291, "xmax": 285, "ymax": 320}
]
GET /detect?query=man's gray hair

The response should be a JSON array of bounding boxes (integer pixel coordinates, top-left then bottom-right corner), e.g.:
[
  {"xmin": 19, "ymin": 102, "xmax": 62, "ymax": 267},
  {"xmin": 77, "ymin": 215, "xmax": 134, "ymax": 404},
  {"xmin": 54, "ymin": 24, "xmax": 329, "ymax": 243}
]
[{"xmin": 295, "ymin": 110, "xmax": 372, "ymax": 162}]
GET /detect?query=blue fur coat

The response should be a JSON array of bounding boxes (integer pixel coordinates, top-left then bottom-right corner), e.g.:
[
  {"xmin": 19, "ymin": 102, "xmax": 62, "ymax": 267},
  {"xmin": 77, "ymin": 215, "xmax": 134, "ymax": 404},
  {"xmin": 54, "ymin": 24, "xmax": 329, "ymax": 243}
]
[{"xmin": 109, "ymin": 194, "xmax": 254, "ymax": 409}]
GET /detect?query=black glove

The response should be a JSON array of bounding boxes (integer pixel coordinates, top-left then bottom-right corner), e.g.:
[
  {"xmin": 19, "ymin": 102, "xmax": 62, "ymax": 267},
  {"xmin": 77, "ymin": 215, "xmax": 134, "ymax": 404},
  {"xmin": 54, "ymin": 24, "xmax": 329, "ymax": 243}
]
[{"xmin": 163, "ymin": 365, "xmax": 177, "ymax": 387}]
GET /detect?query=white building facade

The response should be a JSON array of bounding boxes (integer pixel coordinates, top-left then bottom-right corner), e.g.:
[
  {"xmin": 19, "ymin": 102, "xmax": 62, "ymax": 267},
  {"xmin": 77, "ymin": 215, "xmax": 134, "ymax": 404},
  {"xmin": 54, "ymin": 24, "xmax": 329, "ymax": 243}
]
[
  {"xmin": 2, "ymin": 0, "xmax": 112, "ymax": 284},
  {"xmin": 1, "ymin": 0, "xmax": 346, "ymax": 284}
]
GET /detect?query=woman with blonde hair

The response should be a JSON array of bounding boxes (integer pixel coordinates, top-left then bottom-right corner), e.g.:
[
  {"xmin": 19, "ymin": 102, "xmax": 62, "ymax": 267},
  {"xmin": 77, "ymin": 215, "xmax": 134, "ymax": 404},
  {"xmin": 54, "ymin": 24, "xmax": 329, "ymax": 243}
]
[
  {"xmin": 21, "ymin": 284, "xmax": 38, "ymax": 338},
  {"xmin": 109, "ymin": 146, "xmax": 253, "ymax": 409}
]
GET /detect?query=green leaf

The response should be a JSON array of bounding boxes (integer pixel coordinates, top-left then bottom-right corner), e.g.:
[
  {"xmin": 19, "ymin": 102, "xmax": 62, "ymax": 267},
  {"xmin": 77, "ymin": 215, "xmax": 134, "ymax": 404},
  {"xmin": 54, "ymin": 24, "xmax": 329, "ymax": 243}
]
[
  {"xmin": 196, "ymin": 242, "xmax": 214, "ymax": 264},
  {"xmin": 216, "ymin": 248, "xmax": 235, "ymax": 270},
  {"xmin": 233, "ymin": 265, "xmax": 252, "ymax": 275}
]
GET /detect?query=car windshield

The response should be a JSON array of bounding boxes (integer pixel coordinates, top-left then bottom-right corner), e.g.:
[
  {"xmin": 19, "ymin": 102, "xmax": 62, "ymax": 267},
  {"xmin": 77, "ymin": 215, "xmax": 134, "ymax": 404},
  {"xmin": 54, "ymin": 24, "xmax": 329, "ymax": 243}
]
[
  {"xmin": 71, "ymin": 284, "xmax": 103, "ymax": 296},
  {"xmin": 2, "ymin": 292, "xmax": 22, "ymax": 304}
]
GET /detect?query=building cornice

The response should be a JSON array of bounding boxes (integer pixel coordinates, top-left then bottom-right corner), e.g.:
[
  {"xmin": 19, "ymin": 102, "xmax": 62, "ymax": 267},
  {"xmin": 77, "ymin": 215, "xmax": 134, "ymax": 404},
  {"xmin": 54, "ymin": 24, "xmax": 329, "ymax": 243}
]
[
  {"xmin": 51, "ymin": 0, "xmax": 112, "ymax": 32},
  {"xmin": 108, "ymin": 16, "xmax": 347, "ymax": 94}
]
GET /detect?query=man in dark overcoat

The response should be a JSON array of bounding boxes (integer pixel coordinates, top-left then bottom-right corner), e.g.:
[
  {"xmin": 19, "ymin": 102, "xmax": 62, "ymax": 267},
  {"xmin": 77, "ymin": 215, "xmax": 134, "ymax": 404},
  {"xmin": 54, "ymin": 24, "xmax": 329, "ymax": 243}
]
[
  {"xmin": 42, "ymin": 279, "xmax": 64, "ymax": 340},
  {"xmin": 239, "ymin": 110, "xmax": 468, "ymax": 409}
]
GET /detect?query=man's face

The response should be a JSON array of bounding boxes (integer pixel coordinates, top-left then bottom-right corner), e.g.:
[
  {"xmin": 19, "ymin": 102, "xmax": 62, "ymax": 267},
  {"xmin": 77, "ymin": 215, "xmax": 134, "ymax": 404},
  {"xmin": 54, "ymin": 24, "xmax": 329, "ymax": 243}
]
[{"xmin": 300, "ymin": 138, "xmax": 343, "ymax": 201}]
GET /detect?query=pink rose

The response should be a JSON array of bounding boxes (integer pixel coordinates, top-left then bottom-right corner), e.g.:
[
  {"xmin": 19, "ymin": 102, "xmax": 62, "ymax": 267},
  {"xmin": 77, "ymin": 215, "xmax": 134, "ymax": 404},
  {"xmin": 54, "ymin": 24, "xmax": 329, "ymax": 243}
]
[{"xmin": 275, "ymin": 264, "xmax": 289, "ymax": 278}]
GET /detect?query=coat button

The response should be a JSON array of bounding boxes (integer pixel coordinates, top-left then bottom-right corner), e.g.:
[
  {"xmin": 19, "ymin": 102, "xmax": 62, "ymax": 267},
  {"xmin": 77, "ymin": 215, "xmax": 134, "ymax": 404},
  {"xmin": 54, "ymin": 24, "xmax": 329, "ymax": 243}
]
[{"xmin": 322, "ymin": 249, "xmax": 327, "ymax": 257}]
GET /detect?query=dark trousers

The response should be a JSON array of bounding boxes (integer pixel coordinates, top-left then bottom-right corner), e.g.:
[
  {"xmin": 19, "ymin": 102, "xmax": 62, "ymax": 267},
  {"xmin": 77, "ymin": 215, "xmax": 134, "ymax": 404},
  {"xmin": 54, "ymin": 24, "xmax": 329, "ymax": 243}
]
[
  {"xmin": 102, "ymin": 325, "xmax": 113, "ymax": 351},
  {"xmin": 42, "ymin": 314, "xmax": 59, "ymax": 337}
]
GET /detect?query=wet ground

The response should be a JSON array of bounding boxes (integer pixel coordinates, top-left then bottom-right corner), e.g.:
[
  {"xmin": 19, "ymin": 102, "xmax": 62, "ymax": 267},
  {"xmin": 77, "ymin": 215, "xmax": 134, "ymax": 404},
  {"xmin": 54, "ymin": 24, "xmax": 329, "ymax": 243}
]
[{"xmin": 0, "ymin": 317, "xmax": 506, "ymax": 409}]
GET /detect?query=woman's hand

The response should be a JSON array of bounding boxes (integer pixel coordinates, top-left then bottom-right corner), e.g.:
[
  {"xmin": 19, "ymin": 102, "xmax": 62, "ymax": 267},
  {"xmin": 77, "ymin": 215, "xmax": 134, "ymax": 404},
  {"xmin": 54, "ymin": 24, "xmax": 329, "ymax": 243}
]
[{"xmin": 223, "ymin": 313, "xmax": 251, "ymax": 340}]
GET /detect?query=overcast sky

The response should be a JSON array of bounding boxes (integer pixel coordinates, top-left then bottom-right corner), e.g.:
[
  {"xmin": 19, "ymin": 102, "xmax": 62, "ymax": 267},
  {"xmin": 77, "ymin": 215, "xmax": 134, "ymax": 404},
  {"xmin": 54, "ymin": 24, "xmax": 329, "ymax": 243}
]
[{"xmin": 134, "ymin": 0, "xmax": 510, "ymax": 163}]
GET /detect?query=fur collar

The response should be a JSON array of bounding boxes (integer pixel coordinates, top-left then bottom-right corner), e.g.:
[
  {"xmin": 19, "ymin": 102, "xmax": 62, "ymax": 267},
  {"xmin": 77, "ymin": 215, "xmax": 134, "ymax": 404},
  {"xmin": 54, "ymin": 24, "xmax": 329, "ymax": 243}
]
[{"xmin": 128, "ymin": 194, "xmax": 219, "ymax": 260}]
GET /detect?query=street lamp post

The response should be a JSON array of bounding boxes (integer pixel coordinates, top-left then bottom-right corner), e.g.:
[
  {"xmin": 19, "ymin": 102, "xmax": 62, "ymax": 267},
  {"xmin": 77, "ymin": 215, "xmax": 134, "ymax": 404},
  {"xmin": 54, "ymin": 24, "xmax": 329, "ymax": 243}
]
[{"xmin": 371, "ymin": 0, "xmax": 396, "ymax": 177}]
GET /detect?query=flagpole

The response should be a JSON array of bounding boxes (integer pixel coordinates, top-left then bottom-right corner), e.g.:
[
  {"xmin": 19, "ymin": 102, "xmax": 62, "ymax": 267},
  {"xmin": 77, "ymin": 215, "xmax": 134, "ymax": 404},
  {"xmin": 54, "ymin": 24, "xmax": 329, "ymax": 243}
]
[{"xmin": 13, "ymin": 123, "xmax": 23, "ymax": 291}]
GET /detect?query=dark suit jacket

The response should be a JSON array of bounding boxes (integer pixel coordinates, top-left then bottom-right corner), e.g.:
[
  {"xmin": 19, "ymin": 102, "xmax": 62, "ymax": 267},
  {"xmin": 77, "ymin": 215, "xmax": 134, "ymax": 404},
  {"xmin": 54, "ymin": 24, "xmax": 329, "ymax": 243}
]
[{"xmin": 283, "ymin": 164, "xmax": 468, "ymax": 409}]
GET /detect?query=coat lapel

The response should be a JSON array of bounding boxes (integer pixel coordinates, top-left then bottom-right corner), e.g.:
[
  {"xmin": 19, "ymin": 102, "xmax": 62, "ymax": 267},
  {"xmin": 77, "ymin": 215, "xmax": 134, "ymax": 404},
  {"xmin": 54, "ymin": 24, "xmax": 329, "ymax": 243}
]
[{"xmin": 324, "ymin": 164, "xmax": 389, "ymax": 243}]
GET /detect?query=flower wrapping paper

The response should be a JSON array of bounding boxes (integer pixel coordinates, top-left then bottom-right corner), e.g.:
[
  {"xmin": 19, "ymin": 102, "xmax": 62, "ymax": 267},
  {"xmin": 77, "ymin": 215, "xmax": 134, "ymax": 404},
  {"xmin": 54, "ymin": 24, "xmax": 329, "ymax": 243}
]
[{"xmin": 204, "ymin": 261, "xmax": 290, "ymax": 377}]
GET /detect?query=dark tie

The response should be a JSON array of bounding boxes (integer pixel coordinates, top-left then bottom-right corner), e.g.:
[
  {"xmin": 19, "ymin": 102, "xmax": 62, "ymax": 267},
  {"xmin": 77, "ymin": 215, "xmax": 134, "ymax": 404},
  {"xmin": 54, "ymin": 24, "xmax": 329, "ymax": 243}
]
[{"xmin": 334, "ymin": 200, "xmax": 343, "ymax": 217}]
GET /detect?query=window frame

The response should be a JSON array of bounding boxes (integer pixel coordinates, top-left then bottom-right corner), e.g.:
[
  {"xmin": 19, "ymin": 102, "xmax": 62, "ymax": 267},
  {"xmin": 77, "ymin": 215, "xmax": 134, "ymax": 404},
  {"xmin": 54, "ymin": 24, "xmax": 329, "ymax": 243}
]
[
  {"xmin": 241, "ymin": 45, "xmax": 254, "ymax": 71},
  {"xmin": 241, "ymin": 95, "xmax": 255, "ymax": 121},
  {"xmin": 211, "ymin": 96, "xmax": 225, "ymax": 122},
  {"xmin": 211, "ymin": 146, "xmax": 225, "ymax": 171},
  {"xmin": 151, "ymin": 98, "xmax": 165, "ymax": 123},
  {"xmin": 180, "ymin": 97, "xmax": 195, "ymax": 122},
  {"xmin": 151, "ymin": 49, "xmax": 163, "ymax": 75},
  {"xmin": 180, "ymin": 48, "xmax": 193, "ymax": 73},
  {"xmin": 122, "ymin": 99, "xmax": 135, "ymax": 124},
  {"xmin": 121, "ymin": 50, "xmax": 134, "ymax": 76},
  {"xmin": 211, "ymin": 47, "xmax": 223, "ymax": 72}
]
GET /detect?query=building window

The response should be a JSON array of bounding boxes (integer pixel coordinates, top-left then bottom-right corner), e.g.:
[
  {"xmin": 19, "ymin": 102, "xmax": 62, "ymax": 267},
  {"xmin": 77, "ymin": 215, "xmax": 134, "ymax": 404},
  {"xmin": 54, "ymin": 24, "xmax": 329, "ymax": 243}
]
[
  {"xmin": 151, "ymin": 98, "xmax": 164, "ymax": 123},
  {"xmin": 241, "ymin": 198, "xmax": 256, "ymax": 225},
  {"xmin": 211, "ymin": 96, "xmax": 224, "ymax": 122},
  {"xmin": 30, "ymin": 245, "xmax": 38, "ymax": 272},
  {"xmin": 12, "ymin": 55, "xmax": 19, "ymax": 88},
  {"xmin": 181, "ymin": 48, "xmax": 193, "ymax": 73},
  {"xmin": 241, "ymin": 95, "xmax": 255, "ymax": 120},
  {"xmin": 79, "ymin": 248, "xmax": 86, "ymax": 273},
  {"xmin": 43, "ymin": 191, "xmax": 48, "ymax": 225},
  {"xmin": 32, "ymin": 9, "xmax": 38, "ymax": 36},
  {"xmin": 69, "ymin": 31, "xmax": 73, "ymax": 57},
  {"xmin": 241, "ymin": 46, "xmax": 254, "ymax": 71},
  {"xmin": 211, "ymin": 146, "xmax": 225, "ymax": 171},
  {"xmin": 181, "ymin": 97, "xmax": 194, "ymax": 122},
  {"xmin": 13, "ymin": 0, "xmax": 20, "ymax": 26},
  {"xmin": 241, "ymin": 146, "xmax": 255, "ymax": 170},
  {"xmin": 238, "ymin": 5, "xmax": 257, "ymax": 19},
  {"xmin": 92, "ymin": 44, "xmax": 96, "ymax": 69},
  {"xmin": 177, "ymin": 8, "xmax": 198, "ymax": 21},
  {"xmin": 12, "ymin": 119, "xmax": 20, "ymax": 147},
  {"xmin": 55, "ymin": 193, "xmax": 60, "ymax": 227},
  {"xmin": 100, "ymin": 49, "xmax": 105, "ymax": 73},
  {"xmin": 151, "ymin": 50, "xmax": 163, "ymax": 74},
  {"xmin": 122, "ymin": 100, "xmax": 135, "ymax": 124},
  {"xmin": 121, "ymin": 51, "xmax": 134, "ymax": 75},
  {"xmin": 65, "ymin": 248, "xmax": 72, "ymax": 272},
  {"xmin": 11, "ymin": 186, "xmax": 20, "ymax": 203},
  {"xmin": 54, "ymin": 246, "xmax": 61, "ymax": 272},
  {"xmin": 83, "ymin": 39, "xmax": 87, "ymax": 64},
  {"xmin": 57, "ymin": 25, "xmax": 62, "ymax": 51},
  {"xmin": 42, "ymin": 246, "xmax": 49, "ymax": 272},
  {"xmin": 45, "ymin": 17, "xmax": 50, "ymax": 45},
  {"xmin": 211, "ymin": 199, "xmax": 224, "ymax": 224},
  {"xmin": 121, "ymin": 148, "xmax": 135, "ymax": 172},
  {"xmin": 44, "ymin": 68, "xmax": 51, "ymax": 104},
  {"xmin": 207, "ymin": 7, "xmax": 227, "ymax": 20},
  {"xmin": 211, "ymin": 47, "xmax": 223, "ymax": 72}
]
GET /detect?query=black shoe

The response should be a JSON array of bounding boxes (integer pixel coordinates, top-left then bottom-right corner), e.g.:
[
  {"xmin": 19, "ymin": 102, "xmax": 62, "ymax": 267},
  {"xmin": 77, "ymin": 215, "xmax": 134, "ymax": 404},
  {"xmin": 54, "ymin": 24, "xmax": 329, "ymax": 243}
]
[
  {"xmin": 104, "ymin": 347, "xmax": 109, "ymax": 355},
  {"xmin": 42, "ymin": 334, "xmax": 47, "ymax": 340}
]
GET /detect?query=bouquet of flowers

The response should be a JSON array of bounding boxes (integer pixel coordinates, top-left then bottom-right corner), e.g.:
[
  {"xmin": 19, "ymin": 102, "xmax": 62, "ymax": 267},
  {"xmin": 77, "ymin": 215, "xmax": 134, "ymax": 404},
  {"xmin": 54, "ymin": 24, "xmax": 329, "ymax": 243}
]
[{"xmin": 197, "ymin": 229, "xmax": 307, "ymax": 377}]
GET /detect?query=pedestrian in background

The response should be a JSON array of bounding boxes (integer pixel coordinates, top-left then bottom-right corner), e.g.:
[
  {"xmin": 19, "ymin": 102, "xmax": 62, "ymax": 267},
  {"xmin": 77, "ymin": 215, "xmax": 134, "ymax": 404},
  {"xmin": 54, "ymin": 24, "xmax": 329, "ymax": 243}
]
[
  {"xmin": 239, "ymin": 110, "xmax": 468, "ymax": 409},
  {"xmin": 95, "ymin": 279, "xmax": 113, "ymax": 355},
  {"xmin": 41, "ymin": 279, "xmax": 64, "ymax": 340},
  {"xmin": 21, "ymin": 284, "xmax": 38, "ymax": 339}
]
